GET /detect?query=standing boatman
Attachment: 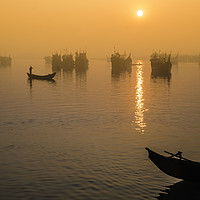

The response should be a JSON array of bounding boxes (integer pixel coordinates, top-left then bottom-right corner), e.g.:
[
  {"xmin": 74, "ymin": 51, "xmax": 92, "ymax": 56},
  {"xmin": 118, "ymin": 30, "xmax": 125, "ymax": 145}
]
[
  {"xmin": 29, "ymin": 65, "xmax": 33, "ymax": 75},
  {"xmin": 29, "ymin": 65, "xmax": 33, "ymax": 86}
]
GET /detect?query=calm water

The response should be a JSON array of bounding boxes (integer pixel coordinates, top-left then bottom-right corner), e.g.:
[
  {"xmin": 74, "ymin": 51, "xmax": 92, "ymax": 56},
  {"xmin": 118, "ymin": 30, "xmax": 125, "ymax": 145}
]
[{"xmin": 0, "ymin": 58, "xmax": 200, "ymax": 199}]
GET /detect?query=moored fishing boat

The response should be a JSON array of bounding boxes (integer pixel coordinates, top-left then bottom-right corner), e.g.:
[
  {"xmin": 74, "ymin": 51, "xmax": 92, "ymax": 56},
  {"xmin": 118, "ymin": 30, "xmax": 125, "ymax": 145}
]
[
  {"xmin": 111, "ymin": 51, "xmax": 132, "ymax": 72},
  {"xmin": 62, "ymin": 54, "xmax": 74, "ymax": 70},
  {"xmin": 150, "ymin": 52, "xmax": 172, "ymax": 74},
  {"xmin": 52, "ymin": 53, "xmax": 62, "ymax": 69},
  {"xmin": 146, "ymin": 148, "xmax": 200, "ymax": 182},
  {"xmin": 74, "ymin": 51, "xmax": 89, "ymax": 70}
]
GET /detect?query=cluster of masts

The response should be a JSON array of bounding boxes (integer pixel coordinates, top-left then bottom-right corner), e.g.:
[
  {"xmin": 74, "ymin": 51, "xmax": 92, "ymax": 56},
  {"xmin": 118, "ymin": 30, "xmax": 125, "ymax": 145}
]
[
  {"xmin": 111, "ymin": 51, "xmax": 132, "ymax": 73},
  {"xmin": 51, "ymin": 50, "xmax": 89, "ymax": 71},
  {"xmin": 150, "ymin": 51, "xmax": 172, "ymax": 75},
  {"xmin": 150, "ymin": 51, "xmax": 171, "ymax": 64},
  {"xmin": 1, "ymin": 50, "xmax": 199, "ymax": 68}
]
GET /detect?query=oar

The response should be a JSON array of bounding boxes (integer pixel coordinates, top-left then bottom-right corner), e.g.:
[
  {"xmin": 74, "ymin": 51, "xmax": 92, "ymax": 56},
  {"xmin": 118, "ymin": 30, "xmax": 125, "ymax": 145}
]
[{"xmin": 164, "ymin": 151, "xmax": 190, "ymax": 161}]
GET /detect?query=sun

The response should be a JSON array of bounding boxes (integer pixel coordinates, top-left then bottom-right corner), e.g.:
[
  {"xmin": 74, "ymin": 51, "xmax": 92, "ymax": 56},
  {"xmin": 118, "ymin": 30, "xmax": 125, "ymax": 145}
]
[{"xmin": 137, "ymin": 10, "xmax": 143, "ymax": 17}]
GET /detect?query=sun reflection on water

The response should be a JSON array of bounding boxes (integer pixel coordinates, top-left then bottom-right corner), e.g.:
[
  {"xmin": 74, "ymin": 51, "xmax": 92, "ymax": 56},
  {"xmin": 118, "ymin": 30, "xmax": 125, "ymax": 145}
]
[{"xmin": 134, "ymin": 62, "xmax": 147, "ymax": 133}]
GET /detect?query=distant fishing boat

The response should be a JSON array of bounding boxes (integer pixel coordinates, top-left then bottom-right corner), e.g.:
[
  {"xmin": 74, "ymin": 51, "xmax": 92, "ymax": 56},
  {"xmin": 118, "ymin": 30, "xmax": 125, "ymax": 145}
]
[
  {"xmin": 52, "ymin": 53, "xmax": 62, "ymax": 69},
  {"xmin": 62, "ymin": 54, "xmax": 74, "ymax": 70},
  {"xmin": 146, "ymin": 148, "xmax": 200, "ymax": 182},
  {"xmin": 75, "ymin": 51, "xmax": 89, "ymax": 70},
  {"xmin": 27, "ymin": 72, "xmax": 56, "ymax": 80},
  {"xmin": 111, "ymin": 51, "xmax": 132, "ymax": 72},
  {"xmin": 150, "ymin": 52, "xmax": 172, "ymax": 74}
]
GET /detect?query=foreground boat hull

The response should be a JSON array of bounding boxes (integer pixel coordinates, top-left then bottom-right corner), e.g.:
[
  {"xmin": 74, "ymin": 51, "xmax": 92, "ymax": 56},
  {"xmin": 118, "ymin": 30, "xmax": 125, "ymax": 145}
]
[
  {"xmin": 146, "ymin": 148, "xmax": 200, "ymax": 182},
  {"xmin": 27, "ymin": 72, "xmax": 56, "ymax": 80}
]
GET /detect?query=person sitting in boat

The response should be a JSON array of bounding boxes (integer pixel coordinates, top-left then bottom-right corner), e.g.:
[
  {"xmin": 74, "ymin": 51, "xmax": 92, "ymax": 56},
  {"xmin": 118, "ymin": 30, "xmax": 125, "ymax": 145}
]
[
  {"xmin": 29, "ymin": 66, "xmax": 33, "ymax": 75},
  {"xmin": 169, "ymin": 151, "xmax": 182, "ymax": 160},
  {"xmin": 177, "ymin": 151, "xmax": 182, "ymax": 160}
]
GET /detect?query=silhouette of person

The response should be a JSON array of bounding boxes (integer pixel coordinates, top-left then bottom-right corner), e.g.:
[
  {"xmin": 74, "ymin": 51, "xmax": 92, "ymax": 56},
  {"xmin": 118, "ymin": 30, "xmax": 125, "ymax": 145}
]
[
  {"xmin": 177, "ymin": 151, "xmax": 182, "ymax": 160},
  {"xmin": 169, "ymin": 151, "xmax": 182, "ymax": 159},
  {"xmin": 29, "ymin": 66, "xmax": 33, "ymax": 75}
]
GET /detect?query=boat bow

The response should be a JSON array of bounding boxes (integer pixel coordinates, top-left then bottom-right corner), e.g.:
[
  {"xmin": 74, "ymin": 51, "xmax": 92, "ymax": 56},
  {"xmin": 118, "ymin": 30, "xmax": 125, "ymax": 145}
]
[{"xmin": 146, "ymin": 148, "xmax": 200, "ymax": 182}]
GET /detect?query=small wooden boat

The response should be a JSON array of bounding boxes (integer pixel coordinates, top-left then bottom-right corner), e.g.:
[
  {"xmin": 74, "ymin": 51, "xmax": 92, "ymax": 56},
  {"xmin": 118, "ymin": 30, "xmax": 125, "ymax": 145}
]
[
  {"xmin": 27, "ymin": 72, "xmax": 56, "ymax": 80},
  {"xmin": 146, "ymin": 148, "xmax": 200, "ymax": 182}
]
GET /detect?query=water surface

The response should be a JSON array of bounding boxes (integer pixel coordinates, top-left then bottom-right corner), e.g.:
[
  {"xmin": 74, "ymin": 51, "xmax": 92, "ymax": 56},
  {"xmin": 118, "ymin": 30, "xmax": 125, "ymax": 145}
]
[{"xmin": 0, "ymin": 59, "xmax": 200, "ymax": 199}]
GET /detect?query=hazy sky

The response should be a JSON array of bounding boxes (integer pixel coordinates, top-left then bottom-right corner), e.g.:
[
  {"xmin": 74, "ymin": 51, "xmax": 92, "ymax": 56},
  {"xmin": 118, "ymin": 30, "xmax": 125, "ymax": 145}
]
[{"xmin": 1, "ymin": 0, "xmax": 200, "ymax": 59}]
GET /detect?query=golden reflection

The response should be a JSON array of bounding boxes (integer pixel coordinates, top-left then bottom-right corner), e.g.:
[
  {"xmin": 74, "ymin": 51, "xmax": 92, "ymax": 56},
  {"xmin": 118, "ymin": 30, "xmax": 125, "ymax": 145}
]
[{"xmin": 134, "ymin": 62, "xmax": 147, "ymax": 133}]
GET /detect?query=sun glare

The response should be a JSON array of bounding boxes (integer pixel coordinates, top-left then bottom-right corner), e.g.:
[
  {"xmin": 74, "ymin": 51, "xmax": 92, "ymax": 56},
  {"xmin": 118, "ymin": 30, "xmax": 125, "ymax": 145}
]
[{"xmin": 137, "ymin": 10, "xmax": 143, "ymax": 17}]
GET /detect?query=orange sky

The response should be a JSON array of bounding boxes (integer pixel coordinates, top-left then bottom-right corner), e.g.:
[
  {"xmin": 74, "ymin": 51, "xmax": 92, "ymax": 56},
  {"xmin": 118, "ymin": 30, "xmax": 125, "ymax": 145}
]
[{"xmin": 1, "ymin": 0, "xmax": 200, "ymax": 59}]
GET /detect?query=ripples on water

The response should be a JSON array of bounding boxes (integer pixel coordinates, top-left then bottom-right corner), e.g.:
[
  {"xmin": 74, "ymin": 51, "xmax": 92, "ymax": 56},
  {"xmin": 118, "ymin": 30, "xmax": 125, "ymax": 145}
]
[{"xmin": 0, "ymin": 59, "xmax": 200, "ymax": 199}]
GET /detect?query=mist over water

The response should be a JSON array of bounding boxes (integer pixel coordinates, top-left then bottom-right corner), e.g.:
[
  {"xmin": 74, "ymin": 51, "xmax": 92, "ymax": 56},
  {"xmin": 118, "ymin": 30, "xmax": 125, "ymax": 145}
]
[{"xmin": 1, "ymin": 0, "xmax": 200, "ymax": 59}]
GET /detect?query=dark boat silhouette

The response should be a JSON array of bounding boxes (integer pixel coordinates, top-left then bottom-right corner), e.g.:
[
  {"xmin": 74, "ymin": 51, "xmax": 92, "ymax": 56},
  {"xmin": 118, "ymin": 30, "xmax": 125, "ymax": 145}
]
[
  {"xmin": 146, "ymin": 148, "xmax": 200, "ymax": 182},
  {"xmin": 62, "ymin": 54, "xmax": 74, "ymax": 70},
  {"xmin": 75, "ymin": 51, "xmax": 89, "ymax": 70},
  {"xmin": 150, "ymin": 52, "xmax": 172, "ymax": 74},
  {"xmin": 27, "ymin": 72, "xmax": 56, "ymax": 80},
  {"xmin": 52, "ymin": 53, "xmax": 62, "ymax": 69},
  {"xmin": 156, "ymin": 181, "xmax": 200, "ymax": 200},
  {"xmin": 111, "ymin": 51, "xmax": 132, "ymax": 71}
]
